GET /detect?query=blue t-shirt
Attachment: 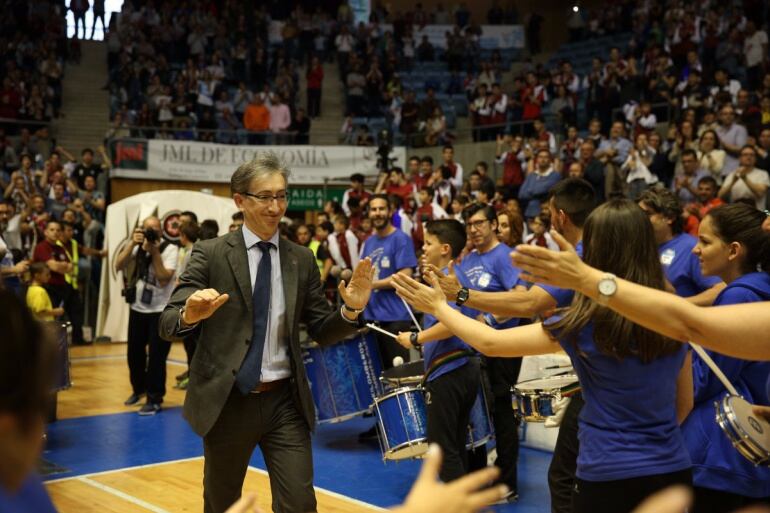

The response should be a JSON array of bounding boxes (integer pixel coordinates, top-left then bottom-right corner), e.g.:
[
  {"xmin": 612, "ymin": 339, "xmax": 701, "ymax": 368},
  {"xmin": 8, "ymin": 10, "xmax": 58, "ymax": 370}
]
[
  {"xmin": 0, "ymin": 474, "xmax": 58, "ymax": 513},
  {"xmin": 659, "ymin": 233, "xmax": 721, "ymax": 297},
  {"xmin": 549, "ymin": 319, "xmax": 691, "ymax": 482},
  {"xmin": 457, "ymin": 243, "xmax": 521, "ymax": 329},
  {"xmin": 423, "ymin": 267, "xmax": 474, "ymax": 381},
  {"xmin": 536, "ymin": 240, "xmax": 584, "ymax": 308},
  {"xmin": 361, "ymin": 229, "xmax": 418, "ymax": 322},
  {"xmin": 683, "ymin": 272, "xmax": 770, "ymax": 497}
]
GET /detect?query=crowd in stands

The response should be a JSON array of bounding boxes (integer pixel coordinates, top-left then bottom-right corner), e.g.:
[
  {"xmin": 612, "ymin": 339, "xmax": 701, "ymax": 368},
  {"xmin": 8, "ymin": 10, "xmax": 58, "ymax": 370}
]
[{"xmin": 0, "ymin": 0, "xmax": 70, "ymax": 126}]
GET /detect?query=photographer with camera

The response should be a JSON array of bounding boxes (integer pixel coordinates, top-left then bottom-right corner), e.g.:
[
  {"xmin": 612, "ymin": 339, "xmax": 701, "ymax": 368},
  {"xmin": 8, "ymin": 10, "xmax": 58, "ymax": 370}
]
[{"xmin": 114, "ymin": 216, "xmax": 178, "ymax": 415}]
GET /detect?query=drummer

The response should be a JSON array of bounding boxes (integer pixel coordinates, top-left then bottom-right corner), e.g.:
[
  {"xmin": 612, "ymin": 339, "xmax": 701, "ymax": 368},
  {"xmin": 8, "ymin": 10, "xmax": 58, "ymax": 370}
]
[
  {"xmin": 395, "ymin": 219, "xmax": 481, "ymax": 483},
  {"xmin": 681, "ymin": 203, "xmax": 770, "ymax": 513}
]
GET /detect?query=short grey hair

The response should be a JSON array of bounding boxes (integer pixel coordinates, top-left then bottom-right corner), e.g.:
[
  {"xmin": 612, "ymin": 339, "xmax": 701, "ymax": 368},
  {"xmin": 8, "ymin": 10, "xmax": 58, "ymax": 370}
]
[{"xmin": 230, "ymin": 152, "xmax": 291, "ymax": 195}]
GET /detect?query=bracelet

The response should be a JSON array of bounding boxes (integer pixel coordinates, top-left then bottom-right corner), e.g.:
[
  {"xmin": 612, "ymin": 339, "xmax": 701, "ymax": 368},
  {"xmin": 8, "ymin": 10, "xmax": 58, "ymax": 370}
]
[{"xmin": 341, "ymin": 303, "xmax": 364, "ymax": 314}]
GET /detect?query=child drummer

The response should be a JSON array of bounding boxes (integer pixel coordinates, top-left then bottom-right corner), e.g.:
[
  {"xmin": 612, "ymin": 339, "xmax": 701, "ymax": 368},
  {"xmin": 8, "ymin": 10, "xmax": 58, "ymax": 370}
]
[{"xmin": 396, "ymin": 219, "xmax": 481, "ymax": 482}]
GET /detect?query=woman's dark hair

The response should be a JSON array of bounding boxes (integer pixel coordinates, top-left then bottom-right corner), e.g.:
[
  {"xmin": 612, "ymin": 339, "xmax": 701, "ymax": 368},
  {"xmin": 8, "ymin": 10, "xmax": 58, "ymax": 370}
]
[
  {"xmin": 546, "ymin": 200, "xmax": 680, "ymax": 362},
  {"xmin": 705, "ymin": 203, "xmax": 770, "ymax": 273},
  {"xmin": 0, "ymin": 289, "xmax": 55, "ymax": 427},
  {"xmin": 699, "ymin": 129, "xmax": 721, "ymax": 149}
]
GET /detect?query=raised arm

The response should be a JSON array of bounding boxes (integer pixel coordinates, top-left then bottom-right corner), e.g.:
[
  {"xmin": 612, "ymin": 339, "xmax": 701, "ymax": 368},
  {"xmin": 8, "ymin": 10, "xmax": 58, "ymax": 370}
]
[
  {"xmin": 392, "ymin": 273, "xmax": 560, "ymax": 358},
  {"xmin": 512, "ymin": 231, "xmax": 770, "ymax": 360}
]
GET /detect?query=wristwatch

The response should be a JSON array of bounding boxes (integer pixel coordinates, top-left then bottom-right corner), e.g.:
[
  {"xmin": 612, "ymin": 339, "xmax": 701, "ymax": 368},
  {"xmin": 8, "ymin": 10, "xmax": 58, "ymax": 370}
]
[
  {"xmin": 409, "ymin": 331, "xmax": 421, "ymax": 349},
  {"xmin": 455, "ymin": 287, "xmax": 470, "ymax": 306},
  {"xmin": 596, "ymin": 273, "xmax": 618, "ymax": 306}
]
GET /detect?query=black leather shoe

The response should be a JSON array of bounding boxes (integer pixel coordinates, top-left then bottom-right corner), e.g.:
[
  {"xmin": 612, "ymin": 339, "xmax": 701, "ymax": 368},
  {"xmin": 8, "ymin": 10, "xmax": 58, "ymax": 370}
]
[{"xmin": 124, "ymin": 393, "xmax": 144, "ymax": 406}]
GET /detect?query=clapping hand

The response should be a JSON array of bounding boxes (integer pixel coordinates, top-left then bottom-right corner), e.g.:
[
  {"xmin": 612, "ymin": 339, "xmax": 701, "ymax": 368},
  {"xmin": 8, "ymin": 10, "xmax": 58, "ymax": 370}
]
[
  {"xmin": 338, "ymin": 257, "xmax": 375, "ymax": 311},
  {"xmin": 391, "ymin": 444, "xmax": 506, "ymax": 513},
  {"xmin": 423, "ymin": 262, "xmax": 462, "ymax": 301},
  {"xmin": 392, "ymin": 271, "xmax": 447, "ymax": 316},
  {"xmin": 512, "ymin": 230, "xmax": 587, "ymax": 289}
]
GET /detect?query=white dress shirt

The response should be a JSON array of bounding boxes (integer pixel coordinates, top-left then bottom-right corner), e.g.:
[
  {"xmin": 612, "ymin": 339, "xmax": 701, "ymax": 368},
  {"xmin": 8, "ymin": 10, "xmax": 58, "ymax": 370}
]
[{"xmin": 242, "ymin": 225, "xmax": 291, "ymax": 382}]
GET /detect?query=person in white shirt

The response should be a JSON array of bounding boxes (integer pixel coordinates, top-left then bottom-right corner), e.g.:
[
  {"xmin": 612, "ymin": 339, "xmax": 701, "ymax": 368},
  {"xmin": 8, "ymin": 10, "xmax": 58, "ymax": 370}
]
[
  {"xmin": 269, "ymin": 95, "xmax": 291, "ymax": 144},
  {"xmin": 743, "ymin": 21, "xmax": 768, "ymax": 89},
  {"xmin": 718, "ymin": 145, "xmax": 770, "ymax": 210}
]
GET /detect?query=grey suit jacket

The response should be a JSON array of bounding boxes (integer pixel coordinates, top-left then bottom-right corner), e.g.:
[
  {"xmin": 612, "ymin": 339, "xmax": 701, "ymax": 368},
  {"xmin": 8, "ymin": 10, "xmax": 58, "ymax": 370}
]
[{"xmin": 159, "ymin": 229, "xmax": 361, "ymax": 437}]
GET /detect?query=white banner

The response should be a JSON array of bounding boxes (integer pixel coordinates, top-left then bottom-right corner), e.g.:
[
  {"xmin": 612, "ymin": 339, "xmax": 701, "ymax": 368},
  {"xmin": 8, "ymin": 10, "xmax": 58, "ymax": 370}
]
[
  {"xmin": 97, "ymin": 190, "xmax": 238, "ymax": 342},
  {"xmin": 112, "ymin": 140, "xmax": 406, "ymax": 185},
  {"xmin": 380, "ymin": 24, "xmax": 524, "ymax": 49}
]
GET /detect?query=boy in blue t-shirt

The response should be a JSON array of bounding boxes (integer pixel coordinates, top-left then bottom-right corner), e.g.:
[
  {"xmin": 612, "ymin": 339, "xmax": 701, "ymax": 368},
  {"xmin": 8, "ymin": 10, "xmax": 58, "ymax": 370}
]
[
  {"xmin": 360, "ymin": 194, "xmax": 419, "ymax": 367},
  {"xmin": 396, "ymin": 219, "xmax": 480, "ymax": 482}
]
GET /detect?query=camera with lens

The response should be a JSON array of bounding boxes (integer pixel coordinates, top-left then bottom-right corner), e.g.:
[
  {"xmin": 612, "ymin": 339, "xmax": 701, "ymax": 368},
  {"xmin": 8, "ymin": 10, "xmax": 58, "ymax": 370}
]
[{"xmin": 143, "ymin": 228, "xmax": 159, "ymax": 244}]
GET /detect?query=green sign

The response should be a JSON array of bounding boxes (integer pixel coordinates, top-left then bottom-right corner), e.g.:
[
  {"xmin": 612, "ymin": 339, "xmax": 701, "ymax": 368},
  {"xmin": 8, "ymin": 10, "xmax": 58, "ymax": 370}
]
[{"xmin": 287, "ymin": 187, "xmax": 346, "ymax": 211}]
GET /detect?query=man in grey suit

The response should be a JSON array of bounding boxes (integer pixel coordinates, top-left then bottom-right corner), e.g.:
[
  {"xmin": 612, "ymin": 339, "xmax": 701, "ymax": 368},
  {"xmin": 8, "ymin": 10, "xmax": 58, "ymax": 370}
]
[{"xmin": 159, "ymin": 153, "xmax": 374, "ymax": 513}]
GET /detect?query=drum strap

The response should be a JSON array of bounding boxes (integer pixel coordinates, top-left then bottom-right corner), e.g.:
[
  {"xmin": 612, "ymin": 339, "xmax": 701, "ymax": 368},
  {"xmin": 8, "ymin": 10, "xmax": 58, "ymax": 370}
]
[{"xmin": 422, "ymin": 349, "xmax": 475, "ymax": 387}]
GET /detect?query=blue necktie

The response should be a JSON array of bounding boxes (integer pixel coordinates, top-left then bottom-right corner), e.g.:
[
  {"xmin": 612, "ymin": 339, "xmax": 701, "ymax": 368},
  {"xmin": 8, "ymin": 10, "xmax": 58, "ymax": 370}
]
[{"xmin": 235, "ymin": 241, "xmax": 273, "ymax": 395}]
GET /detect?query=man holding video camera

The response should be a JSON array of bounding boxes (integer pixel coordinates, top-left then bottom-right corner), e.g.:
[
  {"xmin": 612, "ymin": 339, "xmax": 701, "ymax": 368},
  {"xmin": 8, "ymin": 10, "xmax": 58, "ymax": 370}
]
[{"xmin": 115, "ymin": 216, "xmax": 179, "ymax": 415}]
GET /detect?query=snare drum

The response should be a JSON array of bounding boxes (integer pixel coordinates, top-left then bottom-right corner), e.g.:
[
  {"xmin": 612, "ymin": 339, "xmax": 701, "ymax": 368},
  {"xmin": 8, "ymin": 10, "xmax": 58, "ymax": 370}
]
[
  {"xmin": 715, "ymin": 394, "xmax": 770, "ymax": 466},
  {"xmin": 512, "ymin": 374, "xmax": 580, "ymax": 422},
  {"xmin": 467, "ymin": 386, "xmax": 494, "ymax": 448},
  {"xmin": 302, "ymin": 332, "xmax": 384, "ymax": 424},
  {"xmin": 380, "ymin": 360, "xmax": 424, "ymax": 389},
  {"xmin": 374, "ymin": 386, "xmax": 429, "ymax": 460}
]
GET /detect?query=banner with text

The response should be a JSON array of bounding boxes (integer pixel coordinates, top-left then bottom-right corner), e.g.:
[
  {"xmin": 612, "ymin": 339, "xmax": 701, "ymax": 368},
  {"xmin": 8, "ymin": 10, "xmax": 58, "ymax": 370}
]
[{"xmin": 111, "ymin": 140, "xmax": 406, "ymax": 185}]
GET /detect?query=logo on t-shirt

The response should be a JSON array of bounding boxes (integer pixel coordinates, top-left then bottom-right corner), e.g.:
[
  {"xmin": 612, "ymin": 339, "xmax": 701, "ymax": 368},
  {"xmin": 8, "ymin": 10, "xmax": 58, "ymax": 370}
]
[
  {"xmin": 478, "ymin": 272, "xmax": 492, "ymax": 288},
  {"xmin": 660, "ymin": 248, "xmax": 675, "ymax": 266},
  {"xmin": 381, "ymin": 256, "xmax": 391, "ymax": 268}
]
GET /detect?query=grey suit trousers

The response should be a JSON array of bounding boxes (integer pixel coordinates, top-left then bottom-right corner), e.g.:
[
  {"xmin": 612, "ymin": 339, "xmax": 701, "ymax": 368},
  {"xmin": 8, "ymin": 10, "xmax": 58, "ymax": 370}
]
[{"xmin": 203, "ymin": 382, "xmax": 315, "ymax": 513}]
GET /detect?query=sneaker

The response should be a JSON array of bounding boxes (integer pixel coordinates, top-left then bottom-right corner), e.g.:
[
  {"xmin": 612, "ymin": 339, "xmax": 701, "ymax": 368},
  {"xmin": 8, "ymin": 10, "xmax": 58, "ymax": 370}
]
[
  {"xmin": 175, "ymin": 377, "xmax": 189, "ymax": 390},
  {"xmin": 175, "ymin": 370, "xmax": 189, "ymax": 382},
  {"xmin": 124, "ymin": 393, "xmax": 144, "ymax": 406},
  {"xmin": 358, "ymin": 424, "xmax": 379, "ymax": 442},
  {"xmin": 138, "ymin": 402, "xmax": 161, "ymax": 416}
]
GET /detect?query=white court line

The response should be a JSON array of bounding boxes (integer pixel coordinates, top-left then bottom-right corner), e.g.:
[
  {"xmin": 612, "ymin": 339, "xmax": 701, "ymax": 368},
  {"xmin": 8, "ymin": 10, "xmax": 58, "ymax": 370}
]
[
  {"xmin": 45, "ymin": 456, "xmax": 204, "ymax": 483},
  {"xmin": 247, "ymin": 466, "xmax": 386, "ymax": 511},
  {"xmin": 70, "ymin": 354, "xmax": 187, "ymax": 366},
  {"xmin": 48, "ymin": 458, "xmax": 384, "ymax": 510},
  {"xmin": 77, "ymin": 477, "xmax": 171, "ymax": 513}
]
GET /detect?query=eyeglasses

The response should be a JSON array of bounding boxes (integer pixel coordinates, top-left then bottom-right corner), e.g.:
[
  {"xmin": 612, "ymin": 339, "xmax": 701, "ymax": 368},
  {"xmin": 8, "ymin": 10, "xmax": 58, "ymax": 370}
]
[
  {"xmin": 243, "ymin": 192, "xmax": 289, "ymax": 204},
  {"xmin": 466, "ymin": 219, "xmax": 490, "ymax": 231}
]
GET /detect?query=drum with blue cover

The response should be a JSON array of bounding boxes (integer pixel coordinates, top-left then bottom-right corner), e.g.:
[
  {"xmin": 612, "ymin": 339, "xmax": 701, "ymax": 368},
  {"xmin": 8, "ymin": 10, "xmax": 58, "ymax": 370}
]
[
  {"xmin": 301, "ymin": 332, "xmax": 384, "ymax": 424},
  {"xmin": 373, "ymin": 386, "xmax": 429, "ymax": 460}
]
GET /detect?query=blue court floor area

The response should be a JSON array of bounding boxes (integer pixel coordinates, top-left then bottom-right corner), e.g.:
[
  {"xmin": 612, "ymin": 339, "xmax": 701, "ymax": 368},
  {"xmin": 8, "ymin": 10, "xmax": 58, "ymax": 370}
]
[{"xmin": 43, "ymin": 407, "xmax": 552, "ymax": 512}]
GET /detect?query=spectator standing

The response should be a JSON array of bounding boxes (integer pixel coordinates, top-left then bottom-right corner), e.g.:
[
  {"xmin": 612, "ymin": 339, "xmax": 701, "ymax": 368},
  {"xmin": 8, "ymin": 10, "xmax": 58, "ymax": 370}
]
[
  {"xmin": 715, "ymin": 105, "xmax": 748, "ymax": 178},
  {"xmin": 290, "ymin": 108, "xmax": 311, "ymax": 145},
  {"xmin": 269, "ymin": 95, "xmax": 292, "ymax": 144},
  {"xmin": 743, "ymin": 21, "xmax": 768, "ymax": 91},
  {"xmin": 306, "ymin": 57, "xmax": 324, "ymax": 118},
  {"xmin": 718, "ymin": 145, "xmax": 770, "ymax": 210},
  {"xmin": 114, "ymin": 217, "xmax": 178, "ymax": 415},
  {"xmin": 243, "ymin": 95, "xmax": 270, "ymax": 145},
  {"xmin": 33, "ymin": 221, "xmax": 85, "ymax": 345}
]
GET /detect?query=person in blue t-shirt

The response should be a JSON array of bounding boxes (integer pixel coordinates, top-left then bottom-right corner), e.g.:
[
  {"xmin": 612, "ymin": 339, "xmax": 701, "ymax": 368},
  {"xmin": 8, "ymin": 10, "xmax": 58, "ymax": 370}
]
[
  {"xmin": 638, "ymin": 188, "xmax": 723, "ymax": 303},
  {"xmin": 425, "ymin": 178, "xmax": 597, "ymax": 513},
  {"xmin": 683, "ymin": 203, "xmax": 770, "ymax": 513},
  {"xmin": 394, "ymin": 200, "xmax": 693, "ymax": 513},
  {"xmin": 394, "ymin": 219, "xmax": 480, "ymax": 483},
  {"xmin": 360, "ymin": 194, "xmax": 419, "ymax": 367}
]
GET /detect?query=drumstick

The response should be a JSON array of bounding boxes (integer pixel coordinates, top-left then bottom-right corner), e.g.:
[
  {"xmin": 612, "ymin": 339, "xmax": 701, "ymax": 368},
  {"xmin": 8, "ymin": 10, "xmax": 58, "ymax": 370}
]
[
  {"xmin": 401, "ymin": 297, "xmax": 423, "ymax": 332},
  {"xmin": 689, "ymin": 342, "xmax": 739, "ymax": 396},
  {"xmin": 366, "ymin": 323, "xmax": 398, "ymax": 340}
]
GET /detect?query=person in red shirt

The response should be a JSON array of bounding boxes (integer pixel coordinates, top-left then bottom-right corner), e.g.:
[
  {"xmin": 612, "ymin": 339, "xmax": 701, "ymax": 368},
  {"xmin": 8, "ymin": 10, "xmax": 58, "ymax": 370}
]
[
  {"xmin": 685, "ymin": 176, "xmax": 725, "ymax": 220},
  {"xmin": 306, "ymin": 56, "xmax": 324, "ymax": 118},
  {"xmin": 32, "ymin": 220, "xmax": 85, "ymax": 344},
  {"xmin": 341, "ymin": 173, "xmax": 371, "ymax": 218},
  {"xmin": 495, "ymin": 133, "xmax": 525, "ymax": 199},
  {"xmin": 384, "ymin": 167, "xmax": 416, "ymax": 213},
  {"xmin": 407, "ymin": 156, "xmax": 430, "ymax": 191},
  {"xmin": 412, "ymin": 185, "xmax": 449, "ymax": 247},
  {"xmin": 520, "ymin": 72, "xmax": 546, "ymax": 136}
]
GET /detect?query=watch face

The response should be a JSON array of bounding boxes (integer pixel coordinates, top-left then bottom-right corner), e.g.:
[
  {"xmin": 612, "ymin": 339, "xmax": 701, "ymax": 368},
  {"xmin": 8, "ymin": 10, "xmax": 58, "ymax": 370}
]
[{"xmin": 598, "ymin": 279, "xmax": 616, "ymax": 296}]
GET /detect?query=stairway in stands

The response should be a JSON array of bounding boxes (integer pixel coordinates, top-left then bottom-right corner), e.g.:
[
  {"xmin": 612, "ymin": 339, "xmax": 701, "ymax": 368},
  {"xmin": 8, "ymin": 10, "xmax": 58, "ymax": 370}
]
[{"xmin": 51, "ymin": 40, "xmax": 110, "ymax": 156}]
